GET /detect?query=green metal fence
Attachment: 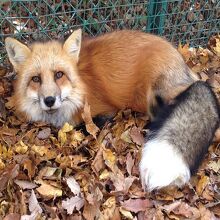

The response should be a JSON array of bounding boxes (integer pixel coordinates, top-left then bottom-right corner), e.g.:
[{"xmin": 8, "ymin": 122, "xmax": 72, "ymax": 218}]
[{"xmin": 0, "ymin": 0, "xmax": 219, "ymax": 63}]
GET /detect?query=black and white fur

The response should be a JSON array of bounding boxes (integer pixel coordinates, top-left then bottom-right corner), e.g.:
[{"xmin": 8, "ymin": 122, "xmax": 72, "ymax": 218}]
[{"xmin": 140, "ymin": 81, "xmax": 220, "ymax": 191}]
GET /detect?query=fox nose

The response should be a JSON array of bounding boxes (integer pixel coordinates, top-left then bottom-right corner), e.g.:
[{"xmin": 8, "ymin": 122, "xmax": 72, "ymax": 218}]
[{"xmin": 44, "ymin": 96, "xmax": 56, "ymax": 107}]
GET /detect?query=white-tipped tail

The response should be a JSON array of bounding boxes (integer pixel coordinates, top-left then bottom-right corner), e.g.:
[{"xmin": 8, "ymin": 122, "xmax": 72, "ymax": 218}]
[{"xmin": 139, "ymin": 139, "xmax": 190, "ymax": 191}]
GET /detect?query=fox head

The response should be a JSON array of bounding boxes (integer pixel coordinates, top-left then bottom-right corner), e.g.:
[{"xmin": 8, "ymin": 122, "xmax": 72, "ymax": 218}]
[{"xmin": 5, "ymin": 29, "xmax": 84, "ymax": 127}]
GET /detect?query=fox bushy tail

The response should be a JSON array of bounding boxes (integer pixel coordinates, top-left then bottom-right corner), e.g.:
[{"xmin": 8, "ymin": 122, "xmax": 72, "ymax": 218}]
[{"xmin": 140, "ymin": 81, "xmax": 220, "ymax": 191}]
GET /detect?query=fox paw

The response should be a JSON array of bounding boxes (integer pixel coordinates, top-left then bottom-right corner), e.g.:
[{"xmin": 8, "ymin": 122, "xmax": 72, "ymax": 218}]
[{"xmin": 139, "ymin": 139, "xmax": 190, "ymax": 191}]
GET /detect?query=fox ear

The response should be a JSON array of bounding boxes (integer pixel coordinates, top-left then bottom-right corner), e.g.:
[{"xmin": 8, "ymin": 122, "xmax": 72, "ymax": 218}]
[
  {"xmin": 5, "ymin": 38, "xmax": 31, "ymax": 70},
  {"xmin": 63, "ymin": 29, "xmax": 82, "ymax": 61}
]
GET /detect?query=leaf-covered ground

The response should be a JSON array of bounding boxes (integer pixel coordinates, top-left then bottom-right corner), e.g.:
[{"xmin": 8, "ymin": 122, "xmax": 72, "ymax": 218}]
[{"xmin": 0, "ymin": 35, "xmax": 220, "ymax": 220}]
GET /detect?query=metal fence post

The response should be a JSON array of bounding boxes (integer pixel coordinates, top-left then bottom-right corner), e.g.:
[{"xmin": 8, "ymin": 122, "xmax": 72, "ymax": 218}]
[{"xmin": 146, "ymin": 0, "xmax": 168, "ymax": 35}]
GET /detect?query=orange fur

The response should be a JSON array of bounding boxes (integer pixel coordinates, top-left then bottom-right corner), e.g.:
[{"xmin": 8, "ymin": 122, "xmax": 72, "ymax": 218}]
[
  {"xmin": 5, "ymin": 30, "xmax": 197, "ymax": 127},
  {"xmin": 78, "ymin": 30, "xmax": 196, "ymax": 118}
]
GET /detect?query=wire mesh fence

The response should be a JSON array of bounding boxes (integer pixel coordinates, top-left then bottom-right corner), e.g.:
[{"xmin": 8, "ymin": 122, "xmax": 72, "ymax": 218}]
[{"xmin": 0, "ymin": 0, "xmax": 219, "ymax": 63}]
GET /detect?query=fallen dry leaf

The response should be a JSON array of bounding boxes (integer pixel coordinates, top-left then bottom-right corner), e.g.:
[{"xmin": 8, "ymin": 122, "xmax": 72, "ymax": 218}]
[
  {"xmin": 126, "ymin": 152, "xmax": 134, "ymax": 176},
  {"xmin": 15, "ymin": 141, "xmax": 28, "ymax": 154},
  {"xmin": 121, "ymin": 198, "xmax": 152, "ymax": 213},
  {"xmin": 129, "ymin": 126, "xmax": 145, "ymax": 145},
  {"xmin": 212, "ymin": 36, "xmax": 220, "ymax": 56},
  {"xmin": 3, "ymin": 213, "xmax": 21, "ymax": 220},
  {"xmin": 14, "ymin": 180, "xmax": 37, "ymax": 190},
  {"xmin": 66, "ymin": 176, "xmax": 81, "ymax": 196},
  {"xmin": 208, "ymin": 160, "xmax": 220, "ymax": 173},
  {"xmin": 110, "ymin": 170, "xmax": 136, "ymax": 193},
  {"xmin": 119, "ymin": 207, "xmax": 133, "ymax": 219},
  {"xmin": 37, "ymin": 127, "xmax": 51, "ymax": 140},
  {"xmin": 196, "ymin": 175, "xmax": 210, "ymax": 196},
  {"xmin": 58, "ymin": 123, "xmax": 73, "ymax": 146},
  {"xmin": 103, "ymin": 148, "xmax": 116, "ymax": 171},
  {"xmin": 23, "ymin": 159, "xmax": 35, "ymax": 179},
  {"xmin": 163, "ymin": 201, "xmax": 200, "ymax": 219},
  {"xmin": 178, "ymin": 43, "xmax": 191, "ymax": 62},
  {"xmin": 36, "ymin": 180, "xmax": 62, "ymax": 199},
  {"xmin": 198, "ymin": 204, "xmax": 216, "ymax": 220},
  {"xmin": 92, "ymin": 146, "xmax": 105, "ymax": 174},
  {"xmin": 29, "ymin": 190, "xmax": 42, "ymax": 214},
  {"xmin": 81, "ymin": 101, "xmax": 100, "ymax": 139},
  {"xmin": 0, "ymin": 98, "xmax": 6, "ymax": 119},
  {"xmin": 0, "ymin": 158, "xmax": 5, "ymax": 169},
  {"xmin": 62, "ymin": 196, "xmax": 84, "ymax": 214},
  {"xmin": 101, "ymin": 196, "xmax": 117, "ymax": 219}
]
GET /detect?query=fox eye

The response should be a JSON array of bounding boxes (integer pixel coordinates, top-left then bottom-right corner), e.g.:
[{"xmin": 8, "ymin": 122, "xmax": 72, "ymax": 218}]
[
  {"xmin": 55, "ymin": 71, "xmax": 64, "ymax": 80},
  {"xmin": 32, "ymin": 76, "xmax": 41, "ymax": 83}
]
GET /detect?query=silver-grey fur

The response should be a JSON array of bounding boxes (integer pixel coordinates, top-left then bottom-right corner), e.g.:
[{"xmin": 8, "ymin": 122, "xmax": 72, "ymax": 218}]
[{"xmin": 148, "ymin": 81, "xmax": 220, "ymax": 173}]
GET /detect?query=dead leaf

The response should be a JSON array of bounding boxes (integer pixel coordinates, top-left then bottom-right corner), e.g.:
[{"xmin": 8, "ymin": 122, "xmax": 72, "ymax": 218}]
[
  {"xmin": 202, "ymin": 187, "xmax": 214, "ymax": 201},
  {"xmin": 178, "ymin": 43, "xmax": 191, "ymax": 62},
  {"xmin": 213, "ymin": 37, "xmax": 220, "ymax": 56},
  {"xmin": 101, "ymin": 197, "xmax": 117, "ymax": 219},
  {"xmin": 5, "ymin": 96, "xmax": 16, "ymax": 109},
  {"xmin": 99, "ymin": 169, "xmax": 110, "ymax": 180},
  {"xmin": 163, "ymin": 201, "xmax": 200, "ymax": 218},
  {"xmin": 62, "ymin": 196, "xmax": 84, "ymax": 214},
  {"xmin": 14, "ymin": 180, "xmax": 37, "ymax": 189},
  {"xmin": 120, "ymin": 130, "xmax": 133, "ymax": 143},
  {"xmin": 92, "ymin": 146, "xmax": 105, "ymax": 174},
  {"xmin": 121, "ymin": 198, "xmax": 152, "ymax": 213},
  {"xmin": 3, "ymin": 213, "xmax": 21, "ymax": 220},
  {"xmin": 83, "ymin": 188, "xmax": 103, "ymax": 220},
  {"xmin": 126, "ymin": 152, "xmax": 134, "ymax": 176},
  {"xmin": 31, "ymin": 145, "xmax": 48, "ymax": 157},
  {"xmin": 36, "ymin": 180, "xmax": 62, "ymax": 199},
  {"xmin": 207, "ymin": 77, "xmax": 220, "ymax": 89},
  {"xmin": 208, "ymin": 160, "xmax": 220, "ymax": 173},
  {"xmin": 83, "ymin": 201, "xmax": 101, "ymax": 220},
  {"xmin": 23, "ymin": 159, "xmax": 35, "ymax": 179},
  {"xmin": 81, "ymin": 101, "xmax": 99, "ymax": 139},
  {"xmin": 199, "ymin": 204, "xmax": 216, "ymax": 220},
  {"xmin": 57, "ymin": 122, "xmax": 73, "ymax": 146},
  {"xmin": 0, "ymin": 158, "xmax": 5, "ymax": 169},
  {"xmin": 0, "ymin": 98, "xmax": 6, "ymax": 119},
  {"xmin": 20, "ymin": 190, "xmax": 27, "ymax": 215},
  {"xmin": 196, "ymin": 175, "xmax": 210, "ymax": 195},
  {"xmin": 29, "ymin": 190, "xmax": 42, "ymax": 214},
  {"xmin": 199, "ymin": 72, "xmax": 209, "ymax": 81},
  {"xmin": 66, "ymin": 176, "xmax": 81, "ymax": 196},
  {"xmin": 61, "ymin": 122, "xmax": 74, "ymax": 133},
  {"xmin": 0, "ymin": 164, "xmax": 19, "ymax": 192},
  {"xmin": 103, "ymin": 148, "xmax": 116, "ymax": 171},
  {"xmin": 15, "ymin": 141, "xmax": 28, "ymax": 154},
  {"xmin": 38, "ymin": 167, "xmax": 62, "ymax": 180},
  {"xmin": 129, "ymin": 126, "xmax": 144, "ymax": 145},
  {"xmin": 20, "ymin": 190, "xmax": 42, "ymax": 220},
  {"xmin": 209, "ymin": 203, "xmax": 220, "ymax": 217},
  {"xmin": 199, "ymin": 49, "xmax": 210, "ymax": 64},
  {"xmin": 37, "ymin": 128, "xmax": 51, "ymax": 140},
  {"xmin": 119, "ymin": 207, "xmax": 133, "ymax": 219},
  {"xmin": 0, "ymin": 66, "xmax": 7, "ymax": 77},
  {"xmin": 110, "ymin": 171, "xmax": 136, "ymax": 193},
  {"xmin": 20, "ymin": 212, "xmax": 40, "ymax": 220}
]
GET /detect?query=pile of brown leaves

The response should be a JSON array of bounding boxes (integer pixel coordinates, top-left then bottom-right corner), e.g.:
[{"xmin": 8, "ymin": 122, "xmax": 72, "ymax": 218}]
[{"xmin": 0, "ymin": 35, "xmax": 220, "ymax": 220}]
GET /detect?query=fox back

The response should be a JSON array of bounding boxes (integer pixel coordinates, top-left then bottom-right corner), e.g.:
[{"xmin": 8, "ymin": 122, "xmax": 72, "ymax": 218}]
[{"xmin": 5, "ymin": 30, "xmax": 196, "ymax": 127}]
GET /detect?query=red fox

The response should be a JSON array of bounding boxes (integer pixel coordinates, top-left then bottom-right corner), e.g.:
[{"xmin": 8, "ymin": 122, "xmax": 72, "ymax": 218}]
[
  {"xmin": 7, "ymin": 29, "xmax": 218, "ymax": 191},
  {"xmin": 5, "ymin": 29, "xmax": 197, "ymax": 127}
]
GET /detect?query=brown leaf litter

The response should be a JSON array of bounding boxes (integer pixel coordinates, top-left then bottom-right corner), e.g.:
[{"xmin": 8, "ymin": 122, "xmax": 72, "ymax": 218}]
[{"xmin": 0, "ymin": 35, "xmax": 220, "ymax": 219}]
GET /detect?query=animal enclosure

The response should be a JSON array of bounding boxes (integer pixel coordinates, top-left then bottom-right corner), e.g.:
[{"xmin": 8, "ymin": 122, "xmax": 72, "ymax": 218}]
[{"xmin": 0, "ymin": 0, "xmax": 219, "ymax": 62}]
